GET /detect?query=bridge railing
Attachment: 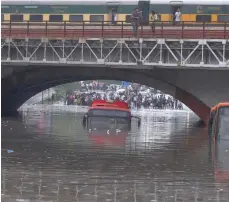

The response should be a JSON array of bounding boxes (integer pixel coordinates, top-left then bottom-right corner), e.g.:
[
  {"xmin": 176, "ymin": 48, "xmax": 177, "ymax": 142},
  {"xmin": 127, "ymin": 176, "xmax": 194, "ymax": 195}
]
[{"xmin": 1, "ymin": 21, "xmax": 229, "ymax": 39}]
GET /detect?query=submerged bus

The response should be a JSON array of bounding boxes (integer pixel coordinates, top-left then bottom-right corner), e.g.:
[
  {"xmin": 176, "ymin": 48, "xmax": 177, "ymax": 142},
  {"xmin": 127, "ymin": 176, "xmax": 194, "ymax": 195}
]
[
  {"xmin": 208, "ymin": 102, "xmax": 229, "ymax": 181},
  {"xmin": 82, "ymin": 100, "xmax": 141, "ymax": 135}
]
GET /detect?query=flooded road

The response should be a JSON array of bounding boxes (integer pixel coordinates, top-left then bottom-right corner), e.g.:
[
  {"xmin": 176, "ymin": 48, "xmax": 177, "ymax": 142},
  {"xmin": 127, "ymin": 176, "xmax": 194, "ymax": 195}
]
[{"xmin": 1, "ymin": 105, "xmax": 229, "ymax": 202}]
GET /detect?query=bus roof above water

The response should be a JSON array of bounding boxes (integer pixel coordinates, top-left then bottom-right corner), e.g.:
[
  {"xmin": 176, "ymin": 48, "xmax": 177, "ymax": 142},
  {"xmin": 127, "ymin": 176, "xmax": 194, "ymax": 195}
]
[
  {"xmin": 209, "ymin": 102, "xmax": 229, "ymax": 137},
  {"xmin": 211, "ymin": 102, "xmax": 229, "ymax": 112},
  {"xmin": 90, "ymin": 100, "xmax": 130, "ymax": 111}
]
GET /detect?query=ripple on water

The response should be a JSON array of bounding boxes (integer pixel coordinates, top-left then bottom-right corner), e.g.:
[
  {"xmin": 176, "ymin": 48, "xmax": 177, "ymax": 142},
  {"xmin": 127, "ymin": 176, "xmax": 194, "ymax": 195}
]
[{"xmin": 1, "ymin": 105, "xmax": 229, "ymax": 201}]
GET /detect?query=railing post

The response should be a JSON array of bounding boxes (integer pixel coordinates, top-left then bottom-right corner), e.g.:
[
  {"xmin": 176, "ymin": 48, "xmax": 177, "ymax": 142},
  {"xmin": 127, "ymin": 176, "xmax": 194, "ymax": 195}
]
[
  {"xmin": 141, "ymin": 24, "xmax": 143, "ymax": 38},
  {"xmin": 9, "ymin": 20, "xmax": 11, "ymax": 37},
  {"xmin": 82, "ymin": 21, "xmax": 85, "ymax": 37},
  {"xmin": 224, "ymin": 22, "xmax": 226, "ymax": 39},
  {"xmin": 102, "ymin": 21, "xmax": 104, "ymax": 38},
  {"xmin": 181, "ymin": 21, "xmax": 184, "ymax": 38},
  {"xmin": 202, "ymin": 21, "xmax": 205, "ymax": 39},
  {"xmin": 161, "ymin": 21, "xmax": 164, "ymax": 38},
  {"xmin": 45, "ymin": 21, "xmax": 48, "ymax": 38},
  {"xmin": 64, "ymin": 21, "xmax": 66, "ymax": 38},
  {"xmin": 121, "ymin": 21, "xmax": 123, "ymax": 38},
  {"xmin": 27, "ymin": 21, "xmax": 29, "ymax": 38}
]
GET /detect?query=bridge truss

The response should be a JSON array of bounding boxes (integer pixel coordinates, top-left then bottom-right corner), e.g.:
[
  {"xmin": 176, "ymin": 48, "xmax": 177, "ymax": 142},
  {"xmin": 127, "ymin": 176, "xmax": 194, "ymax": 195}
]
[{"xmin": 1, "ymin": 37, "xmax": 229, "ymax": 68}]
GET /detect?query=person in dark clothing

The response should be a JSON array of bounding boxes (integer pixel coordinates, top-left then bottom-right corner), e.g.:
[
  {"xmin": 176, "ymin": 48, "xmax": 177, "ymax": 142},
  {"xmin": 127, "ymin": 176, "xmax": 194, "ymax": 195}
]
[
  {"xmin": 131, "ymin": 8, "xmax": 141, "ymax": 37},
  {"xmin": 111, "ymin": 9, "xmax": 117, "ymax": 25}
]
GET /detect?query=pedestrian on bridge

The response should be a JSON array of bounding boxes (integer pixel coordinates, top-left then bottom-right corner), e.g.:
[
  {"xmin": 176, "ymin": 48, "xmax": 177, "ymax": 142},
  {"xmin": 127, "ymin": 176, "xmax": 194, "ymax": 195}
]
[
  {"xmin": 151, "ymin": 11, "xmax": 158, "ymax": 34},
  {"xmin": 131, "ymin": 8, "xmax": 141, "ymax": 37},
  {"xmin": 174, "ymin": 8, "xmax": 181, "ymax": 25}
]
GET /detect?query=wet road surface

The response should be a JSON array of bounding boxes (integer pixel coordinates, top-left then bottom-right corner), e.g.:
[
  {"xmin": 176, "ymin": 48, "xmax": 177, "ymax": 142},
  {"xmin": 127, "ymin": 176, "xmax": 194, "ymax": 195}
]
[{"xmin": 1, "ymin": 105, "xmax": 229, "ymax": 202}]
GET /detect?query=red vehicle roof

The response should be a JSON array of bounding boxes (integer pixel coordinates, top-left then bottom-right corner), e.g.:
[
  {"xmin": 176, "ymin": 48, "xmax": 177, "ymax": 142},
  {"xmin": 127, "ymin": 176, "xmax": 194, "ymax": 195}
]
[
  {"xmin": 211, "ymin": 102, "xmax": 229, "ymax": 112},
  {"xmin": 90, "ymin": 100, "xmax": 130, "ymax": 111}
]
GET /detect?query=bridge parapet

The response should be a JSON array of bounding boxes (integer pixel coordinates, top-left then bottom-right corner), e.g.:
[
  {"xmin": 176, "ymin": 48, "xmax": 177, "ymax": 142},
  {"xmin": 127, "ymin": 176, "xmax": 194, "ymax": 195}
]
[{"xmin": 1, "ymin": 21, "xmax": 229, "ymax": 39}]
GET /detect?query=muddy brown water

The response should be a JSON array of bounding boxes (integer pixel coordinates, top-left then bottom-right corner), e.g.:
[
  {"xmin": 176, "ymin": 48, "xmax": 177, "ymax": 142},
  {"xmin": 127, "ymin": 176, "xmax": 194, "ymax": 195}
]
[{"xmin": 1, "ymin": 105, "xmax": 229, "ymax": 202}]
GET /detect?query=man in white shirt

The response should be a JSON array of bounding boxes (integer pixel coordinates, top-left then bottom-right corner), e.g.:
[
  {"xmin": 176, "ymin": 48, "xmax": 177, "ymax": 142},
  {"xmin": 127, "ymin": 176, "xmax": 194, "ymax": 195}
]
[
  {"xmin": 174, "ymin": 8, "xmax": 181, "ymax": 24},
  {"xmin": 151, "ymin": 11, "xmax": 158, "ymax": 33}
]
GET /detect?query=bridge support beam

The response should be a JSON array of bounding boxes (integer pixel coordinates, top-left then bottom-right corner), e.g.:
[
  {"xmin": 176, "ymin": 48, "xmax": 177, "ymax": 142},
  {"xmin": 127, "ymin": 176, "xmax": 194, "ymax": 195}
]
[
  {"xmin": 175, "ymin": 88, "xmax": 210, "ymax": 123},
  {"xmin": 1, "ymin": 38, "xmax": 229, "ymax": 68},
  {"xmin": 2, "ymin": 65, "xmax": 229, "ymax": 123}
]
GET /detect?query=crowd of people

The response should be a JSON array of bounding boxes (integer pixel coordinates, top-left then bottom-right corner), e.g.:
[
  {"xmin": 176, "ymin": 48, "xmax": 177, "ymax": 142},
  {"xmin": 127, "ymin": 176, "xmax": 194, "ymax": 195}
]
[{"xmin": 65, "ymin": 81, "xmax": 183, "ymax": 110}]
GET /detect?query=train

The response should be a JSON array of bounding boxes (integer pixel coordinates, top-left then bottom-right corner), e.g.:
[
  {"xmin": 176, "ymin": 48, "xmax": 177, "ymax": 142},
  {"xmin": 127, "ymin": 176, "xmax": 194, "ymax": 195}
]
[{"xmin": 1, "ymin": 0, "xmax": 229, "ymax": 24}]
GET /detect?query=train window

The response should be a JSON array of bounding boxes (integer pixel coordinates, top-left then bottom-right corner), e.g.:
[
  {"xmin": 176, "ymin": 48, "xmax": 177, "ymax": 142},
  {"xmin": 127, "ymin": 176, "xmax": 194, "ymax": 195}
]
[
  {"xmin": 196, "ymin": 15, "xmax": 211, "ymax": 22},
  {"xmin": 24, "ymin": 6, "xmax": 38, "ymax": 9},
  {"xmin": 10, "ymin": 14, "xmax": 23, "ymax": 22},
  {"xmin": 30, "ymin": 15, "xmax": 43, "ymax": 22},
  {"xmin": 49, "ymin": 15, "xmax": 63, "ymax": 22},
  {"xmin": 90, "ymin": 15, "xmax": 104, "ymax": 22},
  {"xmin": 218, "ymin": 15, "xmax": 229, "ymax": 22},
  {"xmin": 125, "ymin": 15, "xmax": 132, "ymax": 23},
  {"xmin": 1, "ymin": 14, "xmax": 4, "ymax": 22},
  {"xmin": 69, "ymin": 15, "xmax": 83, "ymax": 22}
]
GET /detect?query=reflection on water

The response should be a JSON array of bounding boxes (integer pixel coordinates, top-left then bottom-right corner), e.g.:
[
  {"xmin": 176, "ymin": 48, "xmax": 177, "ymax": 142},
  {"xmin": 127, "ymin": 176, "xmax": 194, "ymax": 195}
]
[{"xmin": 1, "ymin": 105, "xmax": 229, "ymax": 202}]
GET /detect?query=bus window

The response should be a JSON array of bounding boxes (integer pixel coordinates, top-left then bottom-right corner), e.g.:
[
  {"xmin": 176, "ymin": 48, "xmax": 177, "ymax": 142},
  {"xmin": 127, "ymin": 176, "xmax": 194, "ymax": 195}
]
[
  {"xmin": 116, "ymin": 118, "xmax": 129, "ymax": 130},
  {"xmin": 217, "ymin": 107, "xmax": 229, "ymax": 139},
  {"xmin": 89, "ymin": 109, "xmax": 129, "ymax": 117},
  {"xmin": 89, "ymin": 117, "xmax": 113, "ymax": 130},
  {"xmin": 88, "ymin": 117, "xmax": 129, "ymax": 132}
]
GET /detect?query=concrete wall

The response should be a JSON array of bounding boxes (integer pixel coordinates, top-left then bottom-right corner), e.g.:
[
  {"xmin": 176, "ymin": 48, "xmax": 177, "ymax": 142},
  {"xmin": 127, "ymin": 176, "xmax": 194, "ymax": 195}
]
[
  {"xmin": 24, "ymin": 88, "xmax": 56, "ymax": 105},
  {"xmin": 2, "ymin": 64, "xmax": 229, "ymax": 123}
]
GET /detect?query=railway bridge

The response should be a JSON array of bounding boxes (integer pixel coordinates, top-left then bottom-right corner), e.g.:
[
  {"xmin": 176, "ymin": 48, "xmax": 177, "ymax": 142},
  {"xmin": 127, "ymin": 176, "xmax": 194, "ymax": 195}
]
[{"xmin": 1, "ymin": 21, "xmax": 229, "ymax": 123}]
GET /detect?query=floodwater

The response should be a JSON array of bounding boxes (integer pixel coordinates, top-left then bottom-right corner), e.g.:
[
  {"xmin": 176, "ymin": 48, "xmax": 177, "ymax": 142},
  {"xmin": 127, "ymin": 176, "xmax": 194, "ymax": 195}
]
[{"xmin": 1, "ymin": 105, "xmax": 229, "ymax": 202}]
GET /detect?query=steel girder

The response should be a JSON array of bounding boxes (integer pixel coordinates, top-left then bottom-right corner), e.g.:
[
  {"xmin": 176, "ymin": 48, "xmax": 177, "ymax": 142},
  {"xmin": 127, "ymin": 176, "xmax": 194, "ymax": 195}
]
[{"xmin": 1, "ymin": 38, "xmax": 229, "ymax": 68}]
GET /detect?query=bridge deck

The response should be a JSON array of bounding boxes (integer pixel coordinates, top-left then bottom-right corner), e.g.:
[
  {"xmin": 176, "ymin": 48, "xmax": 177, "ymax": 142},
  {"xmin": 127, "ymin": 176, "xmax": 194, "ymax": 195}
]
[{"xmin": 1, "ymin": 21, "xmax": 229, "ymax": 39}]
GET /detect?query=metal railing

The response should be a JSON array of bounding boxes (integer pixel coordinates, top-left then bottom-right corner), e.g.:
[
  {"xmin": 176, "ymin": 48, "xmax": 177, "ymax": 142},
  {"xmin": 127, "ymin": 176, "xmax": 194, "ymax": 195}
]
[{"xmin": 1, "ymin": 20, "xmax": 229, "ymax": 39}]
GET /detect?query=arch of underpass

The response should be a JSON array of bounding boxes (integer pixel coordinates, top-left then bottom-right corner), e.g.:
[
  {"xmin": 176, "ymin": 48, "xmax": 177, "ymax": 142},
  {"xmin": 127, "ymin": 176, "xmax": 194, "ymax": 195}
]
[{"xmin": 2, "ymin": 64, "xmax": 229, "ymax": 123}]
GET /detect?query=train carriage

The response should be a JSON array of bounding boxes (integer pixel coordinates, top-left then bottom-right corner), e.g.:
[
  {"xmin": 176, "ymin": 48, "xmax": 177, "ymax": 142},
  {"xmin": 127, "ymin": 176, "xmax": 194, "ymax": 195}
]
[{"xmin": 1, "ymin": 0, "xmax": 229, "ymax": 24}]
